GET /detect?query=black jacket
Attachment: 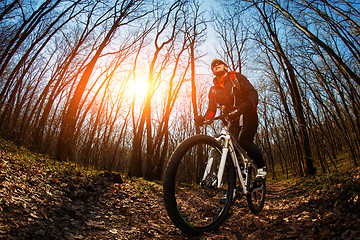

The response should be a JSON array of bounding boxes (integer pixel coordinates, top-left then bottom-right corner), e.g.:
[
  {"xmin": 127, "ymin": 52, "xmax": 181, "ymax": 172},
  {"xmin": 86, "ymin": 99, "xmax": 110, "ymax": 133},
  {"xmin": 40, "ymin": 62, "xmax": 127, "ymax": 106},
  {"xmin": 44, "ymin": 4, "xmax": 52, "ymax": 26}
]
[{"xmin": 204, "ymin": 71, "xmax": 258, "ymax": 119}]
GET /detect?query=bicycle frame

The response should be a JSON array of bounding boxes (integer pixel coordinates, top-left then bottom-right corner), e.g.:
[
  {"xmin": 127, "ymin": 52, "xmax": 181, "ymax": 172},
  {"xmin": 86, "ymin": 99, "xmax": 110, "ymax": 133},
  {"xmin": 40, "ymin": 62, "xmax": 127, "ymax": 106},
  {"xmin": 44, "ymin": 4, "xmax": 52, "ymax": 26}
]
[
  {"xmin": 164, "ymin": 112, "xmax": 266, "ymax": 235},
  {"xmin": 201, "ymin": 116, "xmax": 256, "ymax": 195}
]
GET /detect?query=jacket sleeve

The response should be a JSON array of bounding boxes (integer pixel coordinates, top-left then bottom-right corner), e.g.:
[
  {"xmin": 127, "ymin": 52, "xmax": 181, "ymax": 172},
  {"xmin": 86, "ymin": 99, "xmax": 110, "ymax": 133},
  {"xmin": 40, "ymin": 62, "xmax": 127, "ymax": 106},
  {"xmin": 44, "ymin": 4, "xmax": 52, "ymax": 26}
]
[
  {"xmin": 204, "ymin": 86, "xmax": 217, "ymax": 119},
  {"xmin": 237, "ymin": 73, "xmax": 258, "ymax": 108}
]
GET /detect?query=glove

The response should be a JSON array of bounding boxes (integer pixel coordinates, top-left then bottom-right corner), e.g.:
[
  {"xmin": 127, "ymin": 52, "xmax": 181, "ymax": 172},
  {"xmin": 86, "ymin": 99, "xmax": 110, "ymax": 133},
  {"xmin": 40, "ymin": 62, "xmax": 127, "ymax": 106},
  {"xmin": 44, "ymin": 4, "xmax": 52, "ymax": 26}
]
[
  {"xmin": 227, "ymin": 109, "xmax": 240, "ymax": 121},
  {"xmin": 194, "ymin": 116, "xmax": 206, "ymax": 125}
]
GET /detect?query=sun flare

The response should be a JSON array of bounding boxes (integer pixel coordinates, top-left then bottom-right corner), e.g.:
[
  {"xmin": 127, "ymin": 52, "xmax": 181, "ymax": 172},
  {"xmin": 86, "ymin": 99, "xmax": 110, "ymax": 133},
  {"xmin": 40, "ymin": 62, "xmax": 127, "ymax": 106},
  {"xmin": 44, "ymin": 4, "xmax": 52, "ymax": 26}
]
[{"xmin": 128, "ymin": 76, "xmax": 149, "ymax": 98}]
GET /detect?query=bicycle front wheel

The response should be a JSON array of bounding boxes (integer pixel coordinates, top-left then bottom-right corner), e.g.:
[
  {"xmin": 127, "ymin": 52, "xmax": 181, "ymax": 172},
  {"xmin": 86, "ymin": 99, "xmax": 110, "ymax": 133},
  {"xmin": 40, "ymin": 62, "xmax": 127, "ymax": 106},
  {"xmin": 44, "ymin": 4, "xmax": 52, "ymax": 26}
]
[{"xmin": 163, "ymin": 134, "xmax": 235, "ymax": 236}]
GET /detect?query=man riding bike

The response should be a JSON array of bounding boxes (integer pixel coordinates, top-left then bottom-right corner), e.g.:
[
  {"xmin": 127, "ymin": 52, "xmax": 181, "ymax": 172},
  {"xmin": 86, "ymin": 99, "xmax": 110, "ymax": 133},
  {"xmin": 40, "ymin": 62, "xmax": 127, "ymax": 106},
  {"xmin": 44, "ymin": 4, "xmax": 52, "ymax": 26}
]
[{"xmin": 195, "ymin": 59, "xmax": 267, "ymax": 180}]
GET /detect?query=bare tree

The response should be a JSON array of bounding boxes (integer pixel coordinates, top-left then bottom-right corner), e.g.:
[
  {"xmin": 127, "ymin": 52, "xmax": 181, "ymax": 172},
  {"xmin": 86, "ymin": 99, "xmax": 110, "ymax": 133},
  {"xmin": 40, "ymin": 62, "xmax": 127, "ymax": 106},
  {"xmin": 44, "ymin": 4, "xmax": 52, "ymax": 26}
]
[
  {"xmin": 183, "ymin": 0, "xmax": 207, "ymax": 136},
  {"xmin": 129, "ymin": 1, "xmax": 185, "ymax": 177},
  {"xmin": 0, "ymin": 0, "xmax": 83, "ymax": 137},
  {"xmin": 213, "ymin": 4, "xmax": 250, "ymax": 73},
  {"xmin": 0, "ymin": 0, "xmax": 62, "ymax": 95},
  {"xmin": 254, "ymin": 1, "xmax": 316, "ymax": 175},
  {"xmin": 57, "ymin": 0, "xmax": 148, "ymax": 162},
  {"xmin": 264, "ymin": 0, "xmax": 360, "ymax": 86}
]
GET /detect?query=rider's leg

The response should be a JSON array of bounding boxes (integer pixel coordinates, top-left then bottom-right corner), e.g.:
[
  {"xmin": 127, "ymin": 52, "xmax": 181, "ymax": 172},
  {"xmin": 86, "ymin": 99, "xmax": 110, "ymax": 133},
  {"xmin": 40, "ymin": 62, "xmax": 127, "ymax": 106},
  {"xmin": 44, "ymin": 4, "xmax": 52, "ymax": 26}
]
[{"xmin": 233, "ymin": 111, "xmax": 267, "ymax": 178}]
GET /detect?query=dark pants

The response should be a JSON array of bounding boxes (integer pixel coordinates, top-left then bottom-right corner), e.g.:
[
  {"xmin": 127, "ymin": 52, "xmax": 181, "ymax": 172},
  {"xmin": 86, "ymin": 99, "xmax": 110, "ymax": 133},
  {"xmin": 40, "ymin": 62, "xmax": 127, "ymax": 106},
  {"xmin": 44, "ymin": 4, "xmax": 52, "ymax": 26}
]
[{"xmin": 229, "ymin": 110, "xmax": 266, "ymax": 168}]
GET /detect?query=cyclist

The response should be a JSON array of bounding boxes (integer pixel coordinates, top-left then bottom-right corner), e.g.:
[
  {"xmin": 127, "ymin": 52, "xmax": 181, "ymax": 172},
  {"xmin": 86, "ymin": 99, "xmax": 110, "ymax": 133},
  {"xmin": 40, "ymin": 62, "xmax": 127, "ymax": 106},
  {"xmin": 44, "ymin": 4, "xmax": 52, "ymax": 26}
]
[{"xmin": 195, "ymin": 58, "xmax": 267, "ymax": 179}]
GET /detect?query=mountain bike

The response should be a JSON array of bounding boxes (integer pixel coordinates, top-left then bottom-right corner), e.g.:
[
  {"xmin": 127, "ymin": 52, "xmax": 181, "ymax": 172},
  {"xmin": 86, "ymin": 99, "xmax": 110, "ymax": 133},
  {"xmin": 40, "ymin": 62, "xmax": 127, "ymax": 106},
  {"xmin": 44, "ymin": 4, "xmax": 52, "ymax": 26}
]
[{"xmin": 163, "ymin": 112, "xmax": 266, "ymax": 236}]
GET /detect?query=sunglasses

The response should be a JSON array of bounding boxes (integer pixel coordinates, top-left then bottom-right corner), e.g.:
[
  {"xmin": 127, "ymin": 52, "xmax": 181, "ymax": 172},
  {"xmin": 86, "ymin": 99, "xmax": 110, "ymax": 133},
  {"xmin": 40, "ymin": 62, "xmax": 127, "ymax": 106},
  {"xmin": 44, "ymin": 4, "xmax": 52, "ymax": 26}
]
[{"xmin": 212, "ymin": 62, "xmax": 224, "ymax": 69}]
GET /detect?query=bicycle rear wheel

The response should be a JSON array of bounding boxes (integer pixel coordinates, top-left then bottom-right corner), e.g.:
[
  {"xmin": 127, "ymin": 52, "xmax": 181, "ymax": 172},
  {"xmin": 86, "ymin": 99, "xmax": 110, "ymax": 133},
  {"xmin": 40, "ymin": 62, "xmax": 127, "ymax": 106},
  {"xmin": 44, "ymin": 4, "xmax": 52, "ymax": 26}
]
[
  {"xmin": 163, "ymin": 134, "xmax": 235, "ymax": 236},
  {"xmin": 246, "ymin": 166, "xmax": 266, "ymax": 213}
]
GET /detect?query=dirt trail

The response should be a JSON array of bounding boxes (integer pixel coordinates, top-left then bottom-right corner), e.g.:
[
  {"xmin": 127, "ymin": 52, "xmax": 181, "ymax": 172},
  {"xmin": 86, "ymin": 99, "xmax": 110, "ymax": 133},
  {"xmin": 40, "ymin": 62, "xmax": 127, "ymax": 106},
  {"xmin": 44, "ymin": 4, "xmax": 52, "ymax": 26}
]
[{"xmin": 1, "ymin": 153, "xmax": 359, "ymax": 239}]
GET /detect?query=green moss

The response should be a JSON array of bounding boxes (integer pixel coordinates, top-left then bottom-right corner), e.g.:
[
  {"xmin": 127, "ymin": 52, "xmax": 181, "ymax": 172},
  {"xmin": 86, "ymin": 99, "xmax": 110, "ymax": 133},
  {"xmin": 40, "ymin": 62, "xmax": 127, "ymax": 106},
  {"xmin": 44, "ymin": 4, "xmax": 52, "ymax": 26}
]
[{"xmin": 0, "ymin": 138, "xmax": 100, "ymax": 179}]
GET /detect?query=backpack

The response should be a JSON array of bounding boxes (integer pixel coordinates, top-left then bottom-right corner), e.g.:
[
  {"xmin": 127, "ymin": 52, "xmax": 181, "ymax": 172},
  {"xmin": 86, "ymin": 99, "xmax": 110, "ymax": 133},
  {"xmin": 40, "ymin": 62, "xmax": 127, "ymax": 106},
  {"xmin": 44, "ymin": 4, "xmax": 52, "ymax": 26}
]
[
  {"xmin": 229, "ymin": 71, "xmax": 244, "ymax": 95},
  {"xmin": 228, "ymin": 71, "xmax": 258, "ymax": 111}
]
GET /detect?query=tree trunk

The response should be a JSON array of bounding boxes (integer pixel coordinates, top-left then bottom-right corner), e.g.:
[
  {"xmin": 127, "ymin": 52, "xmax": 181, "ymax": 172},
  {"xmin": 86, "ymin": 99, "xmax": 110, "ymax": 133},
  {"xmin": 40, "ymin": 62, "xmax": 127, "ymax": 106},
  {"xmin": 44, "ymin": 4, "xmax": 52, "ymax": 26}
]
[
  {"xmin": 57, "ymin": 14, "xmax": 123, "ymax": 161},
  {"xmin": 255, "ymin": 2, "xmax": 316, "ymax": 176},
  {"xmin": 265, "ymin": 0, "xmax": 360, "ymax": 87}
]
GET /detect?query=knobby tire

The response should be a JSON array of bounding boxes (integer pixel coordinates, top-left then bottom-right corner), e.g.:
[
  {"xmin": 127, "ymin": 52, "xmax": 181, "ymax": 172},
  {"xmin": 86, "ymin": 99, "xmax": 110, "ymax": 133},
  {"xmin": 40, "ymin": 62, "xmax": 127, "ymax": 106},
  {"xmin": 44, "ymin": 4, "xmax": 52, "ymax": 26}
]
[
  {"xmin": 163, "ymin": 134, "xmax": 235, "ymax": 236},
  {"xmin": 246, "ymin": 166, "xmax": 266, "ymax": 213}
]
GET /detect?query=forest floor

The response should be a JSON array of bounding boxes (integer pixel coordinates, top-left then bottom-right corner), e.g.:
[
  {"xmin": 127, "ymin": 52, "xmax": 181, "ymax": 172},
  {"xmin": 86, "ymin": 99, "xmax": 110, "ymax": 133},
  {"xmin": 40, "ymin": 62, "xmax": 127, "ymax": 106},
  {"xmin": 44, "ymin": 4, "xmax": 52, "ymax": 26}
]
[{"xmin": 1, "ymin": 139, "xmax": 360, "ymax": 240}]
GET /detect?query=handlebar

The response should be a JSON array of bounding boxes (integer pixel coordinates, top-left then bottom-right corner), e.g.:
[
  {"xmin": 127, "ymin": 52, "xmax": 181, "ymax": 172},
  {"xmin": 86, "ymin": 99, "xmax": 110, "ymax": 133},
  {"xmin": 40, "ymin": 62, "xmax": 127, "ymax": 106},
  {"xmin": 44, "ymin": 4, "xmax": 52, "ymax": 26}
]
[
  {"xmin": 201, "ymin": 109, "xmax": 240, "ymax": 126},
  {"xmin": 203, "ymin": 116, "xmax": 224, "ymax": 125}
]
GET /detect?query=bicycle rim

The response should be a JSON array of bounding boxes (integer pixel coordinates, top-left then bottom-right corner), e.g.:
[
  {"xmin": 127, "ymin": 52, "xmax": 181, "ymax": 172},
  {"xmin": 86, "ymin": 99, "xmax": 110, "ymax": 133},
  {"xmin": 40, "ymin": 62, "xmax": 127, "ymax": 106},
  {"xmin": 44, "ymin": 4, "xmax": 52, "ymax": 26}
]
[{"xmin": 163, "ymin": 135, "xmax": 235, "ymax": 235}]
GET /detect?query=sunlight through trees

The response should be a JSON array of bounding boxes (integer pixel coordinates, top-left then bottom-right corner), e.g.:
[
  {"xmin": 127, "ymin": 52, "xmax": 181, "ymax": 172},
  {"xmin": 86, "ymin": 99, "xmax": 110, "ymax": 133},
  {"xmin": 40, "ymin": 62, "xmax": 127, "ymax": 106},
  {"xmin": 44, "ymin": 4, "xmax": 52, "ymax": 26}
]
[{"xmin": 0, "ymin": 0, "xmax": 359, "ymax": 179}]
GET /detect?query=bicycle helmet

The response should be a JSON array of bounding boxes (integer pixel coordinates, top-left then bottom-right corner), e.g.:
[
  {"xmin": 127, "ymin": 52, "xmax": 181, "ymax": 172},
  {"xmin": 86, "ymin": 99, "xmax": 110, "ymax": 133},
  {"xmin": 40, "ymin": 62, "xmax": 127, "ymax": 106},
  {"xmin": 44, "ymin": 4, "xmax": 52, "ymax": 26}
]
[{"xmin": 211, "ymin": 59, "xmax": 227, "ymax": 70}]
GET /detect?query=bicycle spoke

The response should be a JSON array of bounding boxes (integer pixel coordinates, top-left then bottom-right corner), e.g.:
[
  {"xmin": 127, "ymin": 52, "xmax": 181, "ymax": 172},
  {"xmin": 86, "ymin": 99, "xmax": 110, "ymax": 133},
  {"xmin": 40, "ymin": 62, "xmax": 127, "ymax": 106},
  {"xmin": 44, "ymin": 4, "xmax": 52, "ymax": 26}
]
[
  {"xmin": 174, "ymin": 143, "xmax": 228, "ymax": 227},
  {"xmin": 163, "ymin": 135, "xmax": 235, "ymax": 235}
]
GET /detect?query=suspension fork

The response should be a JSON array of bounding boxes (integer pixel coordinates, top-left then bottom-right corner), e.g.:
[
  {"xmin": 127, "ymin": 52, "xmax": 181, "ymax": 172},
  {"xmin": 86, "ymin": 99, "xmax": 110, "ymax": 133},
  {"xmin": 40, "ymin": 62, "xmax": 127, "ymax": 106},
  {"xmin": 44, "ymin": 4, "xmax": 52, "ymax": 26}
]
[
  {"xmin": 201, "ymin": 134, "xmax": 230, "ymax": 188},
  {"xmin": 201, "ymin": 134, "xmax": 248, "ymax": 192},
  {"xmin": 201, "ymin": 150, "xmax": 215, "ymax": 183},
  {"xmin": 216, "ymin": 134, "xmax": 230, "ymax": 188}
]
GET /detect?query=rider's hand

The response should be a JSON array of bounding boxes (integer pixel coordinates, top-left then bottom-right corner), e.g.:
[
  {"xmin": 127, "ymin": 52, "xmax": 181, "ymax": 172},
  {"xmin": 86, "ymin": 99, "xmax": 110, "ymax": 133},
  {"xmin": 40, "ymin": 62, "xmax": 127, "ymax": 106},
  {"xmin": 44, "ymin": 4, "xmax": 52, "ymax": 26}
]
[
  {"xmin": 228, "ymin": 102, "xmax": 253, "ymax": 121},
  {"xmin": 227, "ymin": 109, "xmax": 240, "ymax": 121},
  {"xmin": 194, "ymin": 116, "xmax": 206, "ymax": 126}
]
